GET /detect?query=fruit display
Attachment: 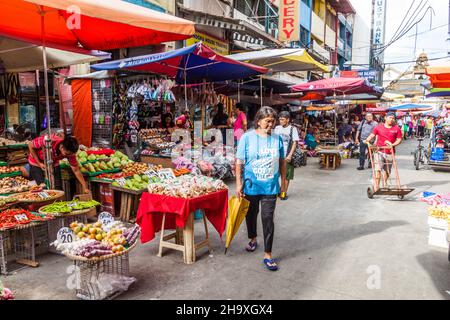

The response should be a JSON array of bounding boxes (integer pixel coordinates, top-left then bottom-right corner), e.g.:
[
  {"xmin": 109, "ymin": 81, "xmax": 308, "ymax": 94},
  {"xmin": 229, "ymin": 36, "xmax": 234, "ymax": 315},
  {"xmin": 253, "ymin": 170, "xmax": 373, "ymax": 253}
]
[
  {"xmin": 52, "ymin": 221, "xmax": 140, "ymax": 258},
  {"xmin": 122, "ymin": 162, "xmax": 161, "ymax": 175},
  {"xmin": 139, "ymin": 129, "xmax": 169, "ymax": 140},
  {"xmin": 147, "ymin": 175, "xmax": 227, "ymax": 198},
  {"xmin": 39, "ymin": 200, "xmax": 100, "ymax": 215},
  {"xmin": 141, "ymin": 149, "xmax": 155, "ymax": 156},
  {"xmin": 0, "ymin": 196, "xmax": 18, "ymax": 207},
  {"xmin": 111, "ymin": 174, "xmax": 160, "ymax": 191},
  {"xmin": 0, "ymin": 176, "xmax": 31, "ymax": 194},
  {"xmin": 0, "ymin": 137, "xmax": 28, "ymax": 146},
  {"xmin": 172, "ymin": 168, "xmax": 191, "ymax": 177},
  {"xmin": 0, "ymin": 208, "xmax": 50, "ymax": 230},
  {"xmin": 0, "ymin": 166, "xmax": 21, "ymax": 174},
  {"xmin": 428, "ymin": 205, "xmax": 450, "ymax": 220},
  {"xmin": 15, "ymin": 190, "xmax": 61, "ymax": 201},
  {"xmin": 80, "ymin": 161, "xmax": 116, "ymax": 174},
  {"xmin": 96, "ymin": 172, "xmax": 133, "ymax": 180}
]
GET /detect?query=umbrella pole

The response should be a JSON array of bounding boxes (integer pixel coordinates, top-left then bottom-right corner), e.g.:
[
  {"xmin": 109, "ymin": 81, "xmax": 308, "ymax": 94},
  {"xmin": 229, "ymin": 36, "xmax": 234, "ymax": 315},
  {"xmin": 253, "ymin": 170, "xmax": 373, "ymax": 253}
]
[
  {"xmin": 237, "ymin": 80, "xmax": 240, "ymax": 102},
  {"xmin": 41, "ymin": 15, "xmax": 55, "ymax": 189},
  {"xmin": 260, "ymin": 76, "xmax": 263, "ymax": 107},
  {"xmin": 334, "ymin": 106, "xmax": 337, "ymax": 146}
]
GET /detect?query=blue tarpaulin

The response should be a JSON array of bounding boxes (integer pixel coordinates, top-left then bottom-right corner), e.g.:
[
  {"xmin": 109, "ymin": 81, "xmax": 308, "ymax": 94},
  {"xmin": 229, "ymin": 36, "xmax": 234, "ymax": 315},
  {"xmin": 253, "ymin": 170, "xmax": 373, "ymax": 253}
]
[
  {"xmin": 91, "ymin": 43, "xmax": 268, "ymax": 84},
  {"xmin": 388, "ymin": 104, "xmax": 433, "ymax": 111}
]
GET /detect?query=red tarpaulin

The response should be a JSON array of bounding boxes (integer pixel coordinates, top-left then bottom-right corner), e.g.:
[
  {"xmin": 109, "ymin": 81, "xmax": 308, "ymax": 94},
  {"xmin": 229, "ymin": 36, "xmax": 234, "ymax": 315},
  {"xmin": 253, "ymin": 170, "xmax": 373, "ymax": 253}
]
[
  {"xmin": 72, "ymin": 79, "xmax": 92, "ymax": 147},
  {"xmin": 136, "ymin": 190, "xmax": 228, "ymax": 244},
  {"xmin": 0, "ymin": 0, "xmax": 195, "ymax": 51},
  {"xmin": 291, "ymin": 77, "xmax": 382, "ymax": 96}
]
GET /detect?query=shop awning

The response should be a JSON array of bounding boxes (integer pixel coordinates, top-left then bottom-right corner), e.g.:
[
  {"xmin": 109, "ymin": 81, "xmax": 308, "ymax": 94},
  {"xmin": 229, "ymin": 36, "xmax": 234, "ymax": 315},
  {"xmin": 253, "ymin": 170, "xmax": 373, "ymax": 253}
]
[
  {"xmin": 291, "ymin": 77, "xmax": 383, "ymax": 97},
  {"xmin": 91, "ymin": 43, "xmax": 268, "ymax": 84},
  {"xmin": 426, "ymin": 66, "xmax": 450, "ymax": 88},
  {"xmin": 306, "ymin": 105, "xmax": 335, "ymax": 111},
  {"xmin": 227, "ymin": 48, "xmax": 330, "ymax": 73},
  {"xmin": 0, "ymin": 0, "xmax": 195, "ymax": 51},
  {"xmin": 382, "ymin": 92, "xmax": 405, "ymax": 101},
  {"xmin": 388, "ymin": 104, "xmax": 434, "ymax": 111},
  {"xmin": 0, "ymin": 36, "xmax": 110, "ymax": 72}
]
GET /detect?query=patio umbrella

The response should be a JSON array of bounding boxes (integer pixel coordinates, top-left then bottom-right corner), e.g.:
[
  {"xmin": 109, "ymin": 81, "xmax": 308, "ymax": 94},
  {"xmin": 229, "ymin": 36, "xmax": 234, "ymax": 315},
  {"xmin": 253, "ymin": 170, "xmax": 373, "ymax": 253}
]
[
  {"xmin": 388, "ymin": 104, "xmax": 434, "ymax": 112},
  {"xmin": 426, "ymin": 66, "xmax": 450, "ymax": 88},
  {"xmin": 0, "ymin": 0, "xmax": 195, "ymax": 188},
  {"xmin": 0, "ymin": 36, "xmax": 110, "ymax": 72},
  {"xmin": 291, "ymin": 77, "xmax": 383, "ymax": 97},
  {"xmin": 225, "ymin": 196, "xmax": 250, "ymax": 255}
]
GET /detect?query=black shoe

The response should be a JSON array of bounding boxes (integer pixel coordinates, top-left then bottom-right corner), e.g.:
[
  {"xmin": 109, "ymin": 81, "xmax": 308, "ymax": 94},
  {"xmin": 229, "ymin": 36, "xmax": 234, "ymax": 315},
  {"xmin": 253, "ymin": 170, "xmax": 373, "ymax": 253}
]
[{"xmin": 357, "ymin": 167, "xmax": 364, "ymax": 170}]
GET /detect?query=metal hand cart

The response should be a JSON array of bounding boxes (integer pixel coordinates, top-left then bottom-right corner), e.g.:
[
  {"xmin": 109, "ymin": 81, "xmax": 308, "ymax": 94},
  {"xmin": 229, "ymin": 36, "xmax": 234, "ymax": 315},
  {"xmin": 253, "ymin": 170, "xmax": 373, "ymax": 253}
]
[{"xmin": 366, "ymin": 144, "xmax": 414, "ymax": 200}]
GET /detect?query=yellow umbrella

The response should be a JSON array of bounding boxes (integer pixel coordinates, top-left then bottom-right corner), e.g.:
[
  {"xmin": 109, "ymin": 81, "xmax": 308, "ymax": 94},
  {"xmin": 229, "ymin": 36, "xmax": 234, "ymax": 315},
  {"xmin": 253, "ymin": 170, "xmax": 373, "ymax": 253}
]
[{"xmin": 225, "ymin": 196, "xmax": 250, "ymax": 254}]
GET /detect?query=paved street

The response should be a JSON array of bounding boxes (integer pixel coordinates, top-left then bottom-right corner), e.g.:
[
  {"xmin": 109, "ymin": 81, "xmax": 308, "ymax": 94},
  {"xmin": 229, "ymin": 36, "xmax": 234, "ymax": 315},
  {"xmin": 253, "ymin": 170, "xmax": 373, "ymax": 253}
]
[{"xmin": 3, "ymin": 138, "xmax": 450, "ymax": 300}]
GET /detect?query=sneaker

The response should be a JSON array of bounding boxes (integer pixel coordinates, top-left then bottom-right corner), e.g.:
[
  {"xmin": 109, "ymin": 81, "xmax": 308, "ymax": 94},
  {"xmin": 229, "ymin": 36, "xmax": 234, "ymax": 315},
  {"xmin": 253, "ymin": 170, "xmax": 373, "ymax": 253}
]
[
  {"xmin": 357, "ymin": 167, "xmax": 364, "ymax": 170},
  {"xmin": 245, "ymin": 240, "xmax": 257, "ymax": 252}
]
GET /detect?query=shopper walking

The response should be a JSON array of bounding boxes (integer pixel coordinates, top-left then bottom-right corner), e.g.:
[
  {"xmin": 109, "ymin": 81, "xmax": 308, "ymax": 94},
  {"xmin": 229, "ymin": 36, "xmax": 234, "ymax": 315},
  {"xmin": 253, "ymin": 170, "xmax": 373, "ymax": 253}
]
[
  {"xmin": 236, "ymin": 106, "xmax": 286, "ymax": 271},
  {"xmin": 356, "ymin": 113, "xmax": 378, "ymax": 170},
  {"xmin": 363, "ymin": 112, "xmax": 403, "ymax": 191},
  {"xmin": 232, "ymin": 102, "xmax": 248, "ymax": 145},
  {"xmin": 274, "ymin": 111, "xmax": 299, "ymax": 200}
]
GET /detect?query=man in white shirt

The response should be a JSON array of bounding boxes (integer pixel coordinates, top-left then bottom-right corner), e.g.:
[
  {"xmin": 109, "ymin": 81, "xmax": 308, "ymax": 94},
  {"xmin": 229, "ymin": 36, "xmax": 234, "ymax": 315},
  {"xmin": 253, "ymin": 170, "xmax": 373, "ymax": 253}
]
[{"xmin": 274, "ymin": 111, "xmax": 300, "ymax": 200}]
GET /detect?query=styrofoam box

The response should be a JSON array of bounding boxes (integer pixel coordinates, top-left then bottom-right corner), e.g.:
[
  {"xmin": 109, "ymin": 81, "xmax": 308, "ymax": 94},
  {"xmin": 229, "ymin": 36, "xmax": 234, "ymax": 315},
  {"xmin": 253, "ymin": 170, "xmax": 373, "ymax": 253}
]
[{"xmin": 428, "ymin": 217, "xmax": 449, "ymax": 249}]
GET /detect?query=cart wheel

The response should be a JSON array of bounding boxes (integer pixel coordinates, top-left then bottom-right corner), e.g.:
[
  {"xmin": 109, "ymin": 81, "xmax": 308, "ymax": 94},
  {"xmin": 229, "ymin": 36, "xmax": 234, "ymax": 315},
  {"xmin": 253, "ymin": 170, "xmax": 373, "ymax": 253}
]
[
  {"xmin": 398, "ymin": 195, "xmax": 405, "ymax": 200},
  {"xmin": 367, "ymin": 187, "xmax": 374, "ymax": 199}
]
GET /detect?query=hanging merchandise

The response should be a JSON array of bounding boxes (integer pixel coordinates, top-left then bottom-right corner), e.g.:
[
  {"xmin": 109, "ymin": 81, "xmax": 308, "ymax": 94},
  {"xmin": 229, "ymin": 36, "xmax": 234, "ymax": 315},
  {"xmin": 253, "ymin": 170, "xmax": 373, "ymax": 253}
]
[{"xmin": 91, "ymin": 79, "xmax": 113, "ymax": 148}]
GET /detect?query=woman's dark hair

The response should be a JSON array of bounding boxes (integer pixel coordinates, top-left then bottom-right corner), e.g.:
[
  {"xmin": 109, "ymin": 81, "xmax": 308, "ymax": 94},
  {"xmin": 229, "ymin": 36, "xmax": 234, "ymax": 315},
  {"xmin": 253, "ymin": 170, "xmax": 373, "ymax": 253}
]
[
  {"xmin": 62, "ymin": 136, "xmax": 79, "ymax": 154},
  {"xmin": 279, "ymin": 111, "xmax": 290, "ymax": 120},
  {"xmin": 217, "ymin": 103, "xmax": 224, "ymax": 114},
  {"xmin": 254, "ymin": 106, "xmax": 277, "ymax": 129},
  {"xmin": 235, "ymin": 102, "xmax": 243, "ymax": 111}
]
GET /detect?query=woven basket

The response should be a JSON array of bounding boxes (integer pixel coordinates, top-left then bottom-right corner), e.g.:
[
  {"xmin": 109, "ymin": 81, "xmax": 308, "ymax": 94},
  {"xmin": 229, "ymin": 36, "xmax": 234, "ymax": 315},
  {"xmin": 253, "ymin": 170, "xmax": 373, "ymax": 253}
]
[
  {"xmin": 0, "ymin": 220, "xmax": 44, "ymax": 232},
  {"xmin": 64, "ymin": 235, "xmax": 139, "ymax": 262},
  {"xmin": 16, "ymin": 190, "xmax": 65, "ymax": 203},
  {"xmin": 38, "ymin": 207, "xmax": 93, "ymax": 217}
]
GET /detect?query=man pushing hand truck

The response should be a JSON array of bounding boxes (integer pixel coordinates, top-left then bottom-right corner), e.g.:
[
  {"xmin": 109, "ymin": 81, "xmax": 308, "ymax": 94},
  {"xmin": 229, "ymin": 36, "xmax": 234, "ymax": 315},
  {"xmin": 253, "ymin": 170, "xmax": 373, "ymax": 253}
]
[{"xmin": 363, "ymin": 112, "xmax": 414, "ymax": 199}]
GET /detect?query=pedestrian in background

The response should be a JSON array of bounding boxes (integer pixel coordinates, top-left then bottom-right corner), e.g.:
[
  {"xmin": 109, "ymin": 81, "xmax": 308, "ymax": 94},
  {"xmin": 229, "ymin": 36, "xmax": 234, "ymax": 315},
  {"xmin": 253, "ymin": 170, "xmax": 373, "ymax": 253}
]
[
  {"xmin": 274, "ymin": 111, "xmax": 299, "ymax": 200},
  {"xmin": 236, "ymin": 106, "xmax": 286, "ymax": 271},
  {"xmin": 232, "ymin": 102, "xmax": 247, "ymax": 145},
  {"xmin": 355, "ymin": 113, "xmax": 378, "ymax": 170}
]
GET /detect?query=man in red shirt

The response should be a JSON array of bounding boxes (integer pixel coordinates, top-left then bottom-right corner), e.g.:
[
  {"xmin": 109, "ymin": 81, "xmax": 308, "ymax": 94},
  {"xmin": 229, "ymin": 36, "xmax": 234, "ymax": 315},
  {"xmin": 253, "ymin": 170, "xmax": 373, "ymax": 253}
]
[
  {"xmin": 28, "ymin": 134, "xmax": 89, "ymax": 193},
  {"xmin": 363, "ymin": 112, "xmax": 403, "ymax": 191}
]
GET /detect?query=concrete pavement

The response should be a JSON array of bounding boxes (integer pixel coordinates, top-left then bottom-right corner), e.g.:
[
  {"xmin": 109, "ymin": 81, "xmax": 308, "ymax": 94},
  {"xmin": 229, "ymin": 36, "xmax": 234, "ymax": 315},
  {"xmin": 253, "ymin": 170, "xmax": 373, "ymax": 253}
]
[{"xmin": 2, "ymin": 138, "xmax": 450, "ymax": 300}]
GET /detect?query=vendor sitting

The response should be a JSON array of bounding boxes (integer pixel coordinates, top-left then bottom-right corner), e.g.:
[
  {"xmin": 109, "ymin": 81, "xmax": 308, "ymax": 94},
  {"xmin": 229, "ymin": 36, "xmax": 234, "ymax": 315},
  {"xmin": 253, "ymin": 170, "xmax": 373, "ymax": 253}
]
[
  {"xmin": 305, "ymin": 128, "xmax": 319, "ymax": 150},
  {"xmin": 28, "ymin": 134, "xmax": 90, "ymax": 193}
]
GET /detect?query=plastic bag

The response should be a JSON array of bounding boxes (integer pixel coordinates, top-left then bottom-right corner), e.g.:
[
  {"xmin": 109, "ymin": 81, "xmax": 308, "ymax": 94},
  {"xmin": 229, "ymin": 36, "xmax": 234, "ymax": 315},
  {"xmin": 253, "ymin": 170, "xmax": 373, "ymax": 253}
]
[{"xmin": 96, "ymin": 273, "xmax": 136, "ymax": 300}]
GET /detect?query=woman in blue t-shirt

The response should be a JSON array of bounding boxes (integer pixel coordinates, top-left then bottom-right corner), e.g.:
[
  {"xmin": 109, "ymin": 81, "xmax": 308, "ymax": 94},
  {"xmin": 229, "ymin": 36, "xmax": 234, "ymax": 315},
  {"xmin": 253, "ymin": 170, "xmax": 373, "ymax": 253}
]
[{"xmin": 236, "ymin": 106, "xmax": 286, "ymax": 271}]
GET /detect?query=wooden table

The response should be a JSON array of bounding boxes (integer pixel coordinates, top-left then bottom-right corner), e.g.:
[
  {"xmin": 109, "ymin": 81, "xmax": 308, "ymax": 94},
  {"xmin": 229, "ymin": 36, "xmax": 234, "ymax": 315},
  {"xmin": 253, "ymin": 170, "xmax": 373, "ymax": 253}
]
[
  {"xmin": 318, "ymin": 150, "xmax": 341, "ymax": 170},
  {"xmin": 111, "ymin": 186, "xmax": 145, "ymax": 223}
]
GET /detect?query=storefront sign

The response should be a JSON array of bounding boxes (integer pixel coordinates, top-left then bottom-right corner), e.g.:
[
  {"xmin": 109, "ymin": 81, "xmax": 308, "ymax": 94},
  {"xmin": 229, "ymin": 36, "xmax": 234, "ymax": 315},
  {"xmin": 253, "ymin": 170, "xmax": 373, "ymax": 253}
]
[
  {"xmin": 341, "ymin": 69, "xmax": 378, "ymax": 82},
  {"xmin": 186, "ymin": 32, "xmax": 229, "ymax": 56},
  {"xmin": 373, "ymin": 0, "xmax": 386, "ymax": 45},
  {"xmin": 278, "ymin": 0, "xmax": 300, "ymax": 42}
]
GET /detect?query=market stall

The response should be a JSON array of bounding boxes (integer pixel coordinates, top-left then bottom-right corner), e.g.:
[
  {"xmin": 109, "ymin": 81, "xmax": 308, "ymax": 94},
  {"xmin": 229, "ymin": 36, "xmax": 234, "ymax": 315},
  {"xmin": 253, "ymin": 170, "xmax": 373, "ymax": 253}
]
[{"xmin": 137, "ymin": 175, "xmax": 228, "ymax": 264}]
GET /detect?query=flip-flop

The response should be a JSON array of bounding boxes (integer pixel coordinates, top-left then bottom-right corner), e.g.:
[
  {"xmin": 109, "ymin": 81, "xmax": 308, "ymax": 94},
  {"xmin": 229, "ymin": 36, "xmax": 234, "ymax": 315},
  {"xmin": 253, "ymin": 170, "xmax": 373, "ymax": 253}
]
[
  {"xmin": 263, "ymin": 258, "xmax": 278, "ymax": 271},
  {"xmin": 245, "ymin": 241, "xmax": 257, "ymax": 252}
]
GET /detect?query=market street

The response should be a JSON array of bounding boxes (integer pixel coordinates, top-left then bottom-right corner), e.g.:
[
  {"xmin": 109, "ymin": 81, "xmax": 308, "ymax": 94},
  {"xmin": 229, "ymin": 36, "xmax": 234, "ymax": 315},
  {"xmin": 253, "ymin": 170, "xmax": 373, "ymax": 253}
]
[{"xmin": 4, "ymin": 138, "xmax": 450, "ymax": 300}]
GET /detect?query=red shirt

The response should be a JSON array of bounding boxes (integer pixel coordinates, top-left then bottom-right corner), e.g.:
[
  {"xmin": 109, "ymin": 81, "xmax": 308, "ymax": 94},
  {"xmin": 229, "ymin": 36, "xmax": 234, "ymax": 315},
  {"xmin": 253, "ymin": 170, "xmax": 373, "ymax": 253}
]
[
  {"xmin": 28, "ymin": 135, "xmax": 78, "ymax": 167},
  {"xmin": 373, "ymin": 124, "xmax": 402, "ymax": 154}
]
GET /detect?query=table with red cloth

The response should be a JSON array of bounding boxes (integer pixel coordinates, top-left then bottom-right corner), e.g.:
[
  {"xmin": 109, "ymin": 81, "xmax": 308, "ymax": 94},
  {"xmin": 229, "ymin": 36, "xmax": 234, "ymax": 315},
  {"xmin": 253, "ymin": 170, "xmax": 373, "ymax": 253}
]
[{"xmin": 136, "ymin": 190, "xmax": 228, "ymax": 244}]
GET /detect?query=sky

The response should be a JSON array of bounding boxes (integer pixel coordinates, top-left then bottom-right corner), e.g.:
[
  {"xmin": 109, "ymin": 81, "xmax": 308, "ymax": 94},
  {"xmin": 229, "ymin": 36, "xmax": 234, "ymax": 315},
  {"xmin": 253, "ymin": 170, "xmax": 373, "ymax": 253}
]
[{"xmin": 350, "ymin": 0, "xmax": 449, "ymax": 72}]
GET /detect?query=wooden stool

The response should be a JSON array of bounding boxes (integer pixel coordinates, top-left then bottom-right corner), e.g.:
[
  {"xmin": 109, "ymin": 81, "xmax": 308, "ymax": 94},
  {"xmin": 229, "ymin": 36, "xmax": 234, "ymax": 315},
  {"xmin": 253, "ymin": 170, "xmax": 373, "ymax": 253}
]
[
  {"xmin": 320, "ymin": 152, "xmax": 341, "ymax": 170},
  {"xmin": 158, "ymin": 212, "xmax": 212, "ymax": 264}
]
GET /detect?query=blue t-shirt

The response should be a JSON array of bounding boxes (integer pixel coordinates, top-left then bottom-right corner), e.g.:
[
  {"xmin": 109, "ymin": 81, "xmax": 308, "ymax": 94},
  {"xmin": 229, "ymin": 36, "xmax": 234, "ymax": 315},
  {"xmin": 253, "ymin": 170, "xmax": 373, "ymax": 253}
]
[{"xmin": 236, "ymin": 130, "xmax": 285, "ymax": 196}]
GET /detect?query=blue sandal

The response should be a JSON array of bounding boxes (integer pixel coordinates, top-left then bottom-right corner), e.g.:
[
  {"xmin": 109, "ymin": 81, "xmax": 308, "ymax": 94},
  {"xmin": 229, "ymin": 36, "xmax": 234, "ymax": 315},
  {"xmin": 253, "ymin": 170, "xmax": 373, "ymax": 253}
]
[
  {"xmin": 263, "ymin": 258, "xmax": 279, "ymax": 271},
  {"xmin": 245, "ymin": 240, "xmax": 257, "ymax": 252}
]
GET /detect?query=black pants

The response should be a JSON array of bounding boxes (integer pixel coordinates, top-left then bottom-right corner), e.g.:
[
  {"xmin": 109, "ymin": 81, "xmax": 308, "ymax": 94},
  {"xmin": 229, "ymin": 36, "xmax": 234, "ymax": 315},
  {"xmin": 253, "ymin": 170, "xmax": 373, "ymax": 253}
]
[
  {"xmin": 245, "ymin": 195, "xmax": 277, "ymax": 253},
  {"xmin": 29, "ymin": 165, "xmax": 62, "ymax": 189},
  {"xmin": 359, "ymin": 141, "xmax": 371, "ymax": 168}
]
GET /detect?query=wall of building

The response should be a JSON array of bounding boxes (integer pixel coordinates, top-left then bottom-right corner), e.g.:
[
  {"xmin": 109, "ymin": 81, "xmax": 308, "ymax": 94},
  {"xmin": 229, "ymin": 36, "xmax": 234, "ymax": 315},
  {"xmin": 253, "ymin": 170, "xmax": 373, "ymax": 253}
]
[{"xmin": 351, "ymin": 12, "xmax": 371, "ymax": 67}]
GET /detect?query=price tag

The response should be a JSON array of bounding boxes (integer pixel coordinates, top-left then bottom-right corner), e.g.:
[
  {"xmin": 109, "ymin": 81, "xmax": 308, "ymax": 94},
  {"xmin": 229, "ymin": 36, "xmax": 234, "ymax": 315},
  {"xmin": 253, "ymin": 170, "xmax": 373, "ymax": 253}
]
[
  {"xmin": 144, "ymin": 169, "xmax": 158, "ymax": 179},
  {"xmin": 98, "ymin": 212, "xmax": 114, "ymax": 226},
  {"xmin": 67, "ymin": 202, "xmax": 77, "ymax": 208},
  {"xmin": 117, "ymin": 178, "xmax": 127, "ymax": 187},
  {"xmin": 157, "ymin": 168, "xmax": 176, "ymax": 181},
  {"xmin": 14, "ymin": 214, "xmax": 28, "ymax": 222},
  {"xmin": 38, "ymin": 191, "xmax": 50, "ymax": 199},
  {"xmin": 57, "ymin": 227, "xmax": 74, "ymax": 243}
]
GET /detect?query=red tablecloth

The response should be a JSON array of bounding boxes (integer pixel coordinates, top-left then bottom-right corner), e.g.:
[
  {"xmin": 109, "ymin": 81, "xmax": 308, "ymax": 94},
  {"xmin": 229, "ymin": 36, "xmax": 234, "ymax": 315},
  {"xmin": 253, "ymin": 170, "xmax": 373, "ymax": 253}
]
[{"xmin": 136, "ymin": 190, "xmax": 228, "ymax": 243}]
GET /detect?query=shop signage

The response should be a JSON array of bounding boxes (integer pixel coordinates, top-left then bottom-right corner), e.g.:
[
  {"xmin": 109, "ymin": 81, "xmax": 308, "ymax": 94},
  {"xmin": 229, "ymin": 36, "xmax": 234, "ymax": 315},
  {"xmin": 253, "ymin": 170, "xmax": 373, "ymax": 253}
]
[
  {"xmin": 186, "ymin": 32, "xmax": 229, "ymax": 56},
  {"xmin": 341, "ymin": 69, "xmax": 378, "ymax": 82},
  {"xmin": 57, "ymin": 227, "xmax": 74, "ymax": 244},
  {"xmin": 278, "ymin": 0, "xmax": 300, "ymax": 42},
  {"xmin": 373, "ymin": 0, "xmax": 386, "ymax": 45}
]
